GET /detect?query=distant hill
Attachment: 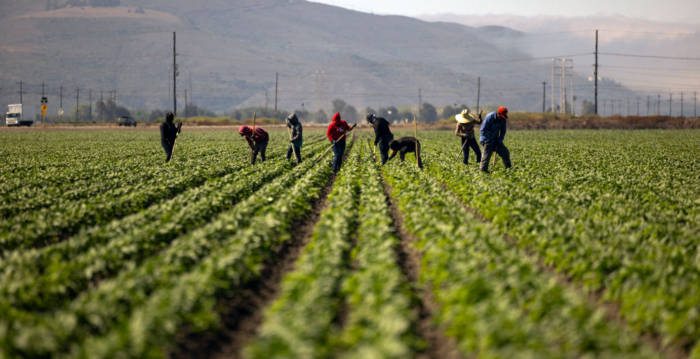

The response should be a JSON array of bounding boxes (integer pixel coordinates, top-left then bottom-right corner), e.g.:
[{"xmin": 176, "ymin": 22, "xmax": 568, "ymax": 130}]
[{"xmin": 0, "ymin": 0, "xmax": 638, "ymax": 119}]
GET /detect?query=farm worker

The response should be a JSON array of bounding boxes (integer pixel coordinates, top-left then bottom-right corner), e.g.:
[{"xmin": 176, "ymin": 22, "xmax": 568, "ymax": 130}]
[
  {"xmin": 479, "ymin": 106, "xmax": 512, "ymax": 172},
  {"xmin": 239, "ymin": 125, "xmax": 270, "ymax": 164},
  {"xmin": 326, "ymin": 112, "xmax": 354, "ymax": 173},
  {"xmin": 387, "ymin": 137, "xmax": 423, "ymax": 169},
  {"xmin": 455, "ymin": 109, "xmax": 482, "ymax": 165},
  {"xmin": 159, "ymin": 112, "xmax": 179, "ymax": 163},
  {"xmin": 286, "ymin": 113, "xmax": 303, "ymax": 164},
  {"xmin": 366, "ymin": 113, "xmax": 394, "ymax": 165}
]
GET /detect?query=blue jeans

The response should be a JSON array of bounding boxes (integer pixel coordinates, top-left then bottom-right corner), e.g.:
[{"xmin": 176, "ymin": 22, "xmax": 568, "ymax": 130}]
[
  {"xmin": 461, "ymin": 137, "xmax": 481, "ymax": 164},
  {"xmin": 331, "ymin": 139, "xmax": 346, "ymax": 173},
  {"xmin": 378, "ymin": 134, "xmax": 393, "ymax": 165},
  {"xmin": 286, "ymin": 144, "xmax": 302, "ymax": 163},
  {"xmin": 161, "ymin": 140, "xmax": 173, "ymax": 163}
]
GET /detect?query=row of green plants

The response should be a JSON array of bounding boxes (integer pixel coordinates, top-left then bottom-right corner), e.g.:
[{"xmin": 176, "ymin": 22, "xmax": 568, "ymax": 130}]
[
  {"xmin": 382, "ymin": 146, "xmax": 658, "ymax": 358},
  {"xmin": 420, "ymin": 130, "xmax": 700, "ymax": 356},
  {"xmin": 0, "ymin": 131, "xmax": 318, "ymax": 255},
  {"xmin": 0, "ymin": 137, "xmax": 334, "ymax": 358},
  {"xmin": 247, "ymin": 138, "xmax": 419, "ymax": 358}
]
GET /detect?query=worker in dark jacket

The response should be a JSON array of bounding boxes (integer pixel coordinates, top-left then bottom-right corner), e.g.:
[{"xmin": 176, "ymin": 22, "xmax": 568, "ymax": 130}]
[
  {"xmin": 455, "ymin": 109, "xmax": 482, "ymax": 165},
  {"xmin": 388, "ymin": 137, "xmax": 422, "ymax": 169},
  {"xmin": 286, "ymin": 113, "xmax": 303, "ymax": 164},
  {"xmin": 479, "ymin": 106, "xmax": 511, "ymax": 172},
  {"xmin": 326, "ymin": 112, "xmax": 354, "ymax": 173},
  {"xmin": 239, "ymin": 125, "xmax": 270, "ymax": 164},
  {"xmin": 366, "ymin": 113, "xmax": 394, "ymax": 165},
  {"xmin": 159, "ymin": 112, "xmax": 180, "ymax": 163}
]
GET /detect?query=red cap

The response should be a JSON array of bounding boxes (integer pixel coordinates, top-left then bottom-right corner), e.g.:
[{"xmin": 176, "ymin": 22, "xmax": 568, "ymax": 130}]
[{"xmin": 497, "ymin": 106, "xmax": 508, "ymax": 119}]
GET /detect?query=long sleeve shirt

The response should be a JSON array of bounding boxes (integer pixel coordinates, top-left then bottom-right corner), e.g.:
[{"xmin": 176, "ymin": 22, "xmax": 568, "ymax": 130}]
[
  {"xmin": 478, "ymin": 111, "xmax": 507, "ymax": 145},
  {"xmin": 160, "ymin": 121, "xmax": 178, "ymax": 144},
  {"xmin": 373, "ymin": 117, "xmax": 393, "ymax": 145}
]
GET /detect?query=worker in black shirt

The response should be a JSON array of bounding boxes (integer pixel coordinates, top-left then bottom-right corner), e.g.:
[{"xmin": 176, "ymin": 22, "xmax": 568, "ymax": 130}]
[
  {"xmin": 159, "ymin": 112, "xmax": 180, "ymax": 163},
  {"xmin": 388, "ymin": 136, "xmax": 422, "ymax": 169},
  {"xmin": 366, "ymin": 114, "xmax": 394, "ymax": 165}
]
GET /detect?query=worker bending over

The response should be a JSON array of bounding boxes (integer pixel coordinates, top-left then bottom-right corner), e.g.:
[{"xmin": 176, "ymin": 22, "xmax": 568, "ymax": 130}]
[
  {"xmin": 366, "ymin": 113, "xmax": 394, "ymax": 165},
  {"xmin": 479, "ymin": 106, "xmax": 512, "ymax": 172},
  {"xmin": 239, "ymin": 125, "xmax": 269, "ymax": 164},
  {"xmin": 455, "ymin": 109, "xmax": 482, "ymax": 165},
  {"xmin": 286, "ymin": 113, "xmax": 303, "ymax": 164},
  {"xmin": 387, "ymin": 137, "xmax": 422, "ymax": 169},
  {"xmin": 326, "ymin": 112, "xmax": 354, "ymax": 173}
]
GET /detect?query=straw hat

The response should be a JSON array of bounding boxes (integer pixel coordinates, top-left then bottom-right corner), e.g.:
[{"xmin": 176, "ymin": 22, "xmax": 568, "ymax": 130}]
[{"xmin": 455, "ymin": 109, "xmax": 476, "ymax": 124}]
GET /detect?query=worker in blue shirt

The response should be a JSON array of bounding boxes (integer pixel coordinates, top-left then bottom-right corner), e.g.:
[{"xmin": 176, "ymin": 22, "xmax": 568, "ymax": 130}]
[{"xmin": 479, "ymin": 106, "xmax": 512, "ymax": 172}]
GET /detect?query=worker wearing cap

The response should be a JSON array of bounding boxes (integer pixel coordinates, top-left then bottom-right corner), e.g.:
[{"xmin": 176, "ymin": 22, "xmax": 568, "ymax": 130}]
[
  {"xmin": 479, "ymin": 106, "xmax": 511, "ymax": 172},
  {"xmin": 455, "ymin": 109, "xmax": 482, "ymax": 165}
]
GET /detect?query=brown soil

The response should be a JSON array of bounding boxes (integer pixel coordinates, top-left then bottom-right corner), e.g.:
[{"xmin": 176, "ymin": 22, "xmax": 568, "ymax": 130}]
[
  {"xmin": 170, "ymin": 135, "xmax": 359, "ymax": 359},
  {"xmin": 381, "ymin": 173, "xmax": 463, "ymax": 359},
  {"xmin": 434, "ymin": 182, "xmax": 690, "ymax": 359}
]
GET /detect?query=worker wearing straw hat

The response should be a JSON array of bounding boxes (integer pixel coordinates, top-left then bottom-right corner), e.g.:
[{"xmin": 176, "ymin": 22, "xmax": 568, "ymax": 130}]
[{"xmin": 455, "ymin": 109, "xmax": 482, "ymax": 165}]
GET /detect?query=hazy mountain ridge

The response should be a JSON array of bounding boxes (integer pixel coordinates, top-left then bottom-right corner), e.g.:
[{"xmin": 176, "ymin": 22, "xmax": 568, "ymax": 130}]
[{"xmin": 0, "ymin": 0, "xmax": 639, "ymax": 119}]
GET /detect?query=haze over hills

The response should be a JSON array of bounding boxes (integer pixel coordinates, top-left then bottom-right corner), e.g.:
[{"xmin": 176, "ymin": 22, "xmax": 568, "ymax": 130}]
[
  {"xmin": 0, "ymin": 0, "xmax": 642, "ymax": 120},
  {"xmin": 420, "ymin": 14, "xmax": 700, "ymax": 114}
]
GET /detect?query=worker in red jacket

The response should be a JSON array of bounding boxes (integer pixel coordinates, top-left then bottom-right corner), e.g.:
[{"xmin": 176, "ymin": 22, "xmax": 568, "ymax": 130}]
[
  {"xmin": 326, "ymin": 112, "xmax": 355, "ymax": 173},
  {"xmin": 239, "ymin": 125, "xmax": 270, "ymax": 164}
]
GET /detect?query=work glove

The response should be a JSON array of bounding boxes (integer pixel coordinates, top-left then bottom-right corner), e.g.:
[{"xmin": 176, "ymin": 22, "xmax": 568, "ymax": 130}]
[{"xmin": 331, "ymin": 140, "xmax": 336, "ymax": 145}]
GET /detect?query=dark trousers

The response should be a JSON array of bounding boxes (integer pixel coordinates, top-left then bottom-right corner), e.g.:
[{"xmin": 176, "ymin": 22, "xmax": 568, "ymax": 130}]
[
  {"xmin": 378, "ymin": 134, "xmax": 393, "ymax": 165},
  {"xmin": 480, "ymin": 142, "xmax": 511, "ymax": 172},
  {"xmin": 398, "ymin": 141, "xmax": 423, "ymax": 169},
  {"xmin": 461, "ymin": 137, "xmax": 481, "ymax": 164},
  {"xmin": 251, "ymin": 141, "xmax": 268, "ymax": 164},
  {"xmin": 331, "ymin": 139, "xmax": 346, "ymax": 173},
  {"xmin": 161, "ymin": 140, "xmax": 173, "ymax": 163},
  {"xmin": 286, "ymin": 144, "xmax": 302, "ymax": 163}
]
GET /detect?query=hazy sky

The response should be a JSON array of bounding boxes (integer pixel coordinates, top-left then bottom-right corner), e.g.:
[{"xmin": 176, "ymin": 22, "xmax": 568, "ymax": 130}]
[{"xmin": 309, "ymin": 0, "xmax": 700, "ymax": 24}]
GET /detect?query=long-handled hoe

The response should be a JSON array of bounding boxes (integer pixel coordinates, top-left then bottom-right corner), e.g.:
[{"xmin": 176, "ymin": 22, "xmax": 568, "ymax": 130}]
[
  {"xmin": 313, "ymin": 123, "xmax": 357, "ymax": 165},
  {"xmin": 169, "ymin": 122, "xmax": 183, "ymax": 163},
  {"xmin": 455, "ymin": 110, "xmax": 483, "ymax": 160},
  {"xmin": 249, "ymin": 112, "xmax": 257, "ymax": 165},
  {"xmin": 287, "ymin": 124, "xmax": 300, "ymax": 164}
]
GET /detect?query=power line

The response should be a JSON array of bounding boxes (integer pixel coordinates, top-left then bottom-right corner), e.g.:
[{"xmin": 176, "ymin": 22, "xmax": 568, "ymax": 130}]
[{"xmin": 599, "ymin": 53, "xmax": 700, "ymax": 61}]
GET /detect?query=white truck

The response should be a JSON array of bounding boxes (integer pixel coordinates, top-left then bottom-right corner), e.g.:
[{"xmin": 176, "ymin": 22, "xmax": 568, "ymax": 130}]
[{"xmin": 5, "ymin": 104, "xmax": 32, "ymax": 127}]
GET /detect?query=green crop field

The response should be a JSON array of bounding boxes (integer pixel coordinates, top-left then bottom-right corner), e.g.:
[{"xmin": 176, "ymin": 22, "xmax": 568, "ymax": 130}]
[{"xmin": 0, "ymin": 129, "xmax": 699, "ymax": 359}]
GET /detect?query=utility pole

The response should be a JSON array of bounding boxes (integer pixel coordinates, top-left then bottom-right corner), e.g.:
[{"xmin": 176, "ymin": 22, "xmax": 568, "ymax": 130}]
[
  {"xmin": 647, "ymin": 95, "xmax": 650, "ymax": 116},
  {"xmin": 594, "ymin": 30, "xmax": 599, "ymax": 115},
  {"xmin": 618, "ymin": 99, "xmax": 622, "ymax": 116},
  {"xmin": 603, "ymin": 99, "xmax": 606, "ymax": 116},
  {"xmin": 695, "ymin": 91, "xmax": 697, "ymax": 118},
  {"xmin": 189, "ymin": 68, "xmax": 193, "ymax": 109},
  {"xmin": 418, "ymin": 88, "xmax": 422, "ymax": 121},
  {"xmin": 99, "ymin": 89, "xmax": 103, "ymax": 122},
  {"xmin": 657, "ymin": 94, "xmax": 661, "ymax": 115},
  {"xmin": 274, "ymin": 72, "xmax": 278, "ymax": 119},
  {"xmin": 476, "ymin": 77, "xmax": 481, "ymax": 114},
  {"xmin": 681, "ymin": 92, "xmax": 684, "ymax": 117},
  {"xmin": 542, "ymin": 82, "xmax": 546, "ymax": 113},
  {"xmin": 669, "ymin": 93, "xmax": 672, "ymax": 116},
  {"xmin": 637, "ymin": 97, "xmax": 640, "ymax": 116},
  {"xmin": 16, "ymin": 80, "xmax": 25, "ymax": 105},
  {"xmin": 89, "ymin": 89, "xmax": 92, "ymax": 122},
  {"xmin": 551, "ymin": 60, "xmax": 555, "ymax": 113},
  {"xmin": 265, "ymin": 89, "xmax": 269, "ymax": 110},
  {"xmin": 173, "ymin": 31, "xmax": 177, "ymax": 117},
  {"xmin": 76, "ymin": 87, "xmax": 80, "ymax": 122},
  {"xmin": 184, "ymin": 90, "xmax": 188, "ymax": 118}
]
